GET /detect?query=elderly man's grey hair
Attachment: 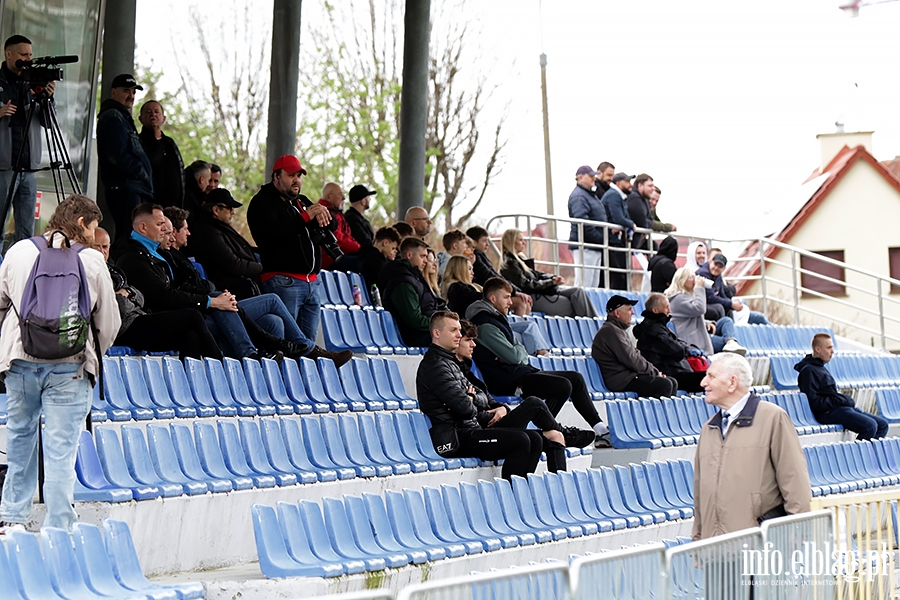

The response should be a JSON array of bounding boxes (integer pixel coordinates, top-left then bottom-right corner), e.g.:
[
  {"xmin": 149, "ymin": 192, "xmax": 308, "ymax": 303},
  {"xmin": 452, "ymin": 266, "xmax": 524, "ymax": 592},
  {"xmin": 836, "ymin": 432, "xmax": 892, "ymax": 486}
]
[{"xmin": 709, "ymin": 352, "xmax": 753, "ymax": 390}]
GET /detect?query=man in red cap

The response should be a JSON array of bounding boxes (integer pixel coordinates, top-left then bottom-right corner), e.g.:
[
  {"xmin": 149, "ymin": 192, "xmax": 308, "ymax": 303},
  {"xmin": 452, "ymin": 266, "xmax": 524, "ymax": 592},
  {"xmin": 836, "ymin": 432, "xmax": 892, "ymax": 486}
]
[{"xmin": 247, "ymin": 154, "xmax": 336, "ymax": 341}]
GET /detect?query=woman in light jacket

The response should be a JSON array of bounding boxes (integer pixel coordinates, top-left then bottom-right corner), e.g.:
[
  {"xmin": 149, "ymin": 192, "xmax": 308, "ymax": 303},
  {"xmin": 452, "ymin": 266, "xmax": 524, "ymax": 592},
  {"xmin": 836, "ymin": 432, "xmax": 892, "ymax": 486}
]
[{"xmin": 665, "ymin": 267, "xmax": 745, "ymax": 355}]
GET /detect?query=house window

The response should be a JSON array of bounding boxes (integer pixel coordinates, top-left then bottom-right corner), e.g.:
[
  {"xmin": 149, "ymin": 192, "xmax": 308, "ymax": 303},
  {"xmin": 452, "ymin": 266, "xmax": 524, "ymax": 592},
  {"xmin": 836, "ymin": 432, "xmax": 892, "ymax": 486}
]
[
  {"xmin": 800, "ymin": 250, "xmax": 845, "ymax": 297},
  {"xmin": 889, "ymin": 247, "xmax": 900, "ymax": 293}
]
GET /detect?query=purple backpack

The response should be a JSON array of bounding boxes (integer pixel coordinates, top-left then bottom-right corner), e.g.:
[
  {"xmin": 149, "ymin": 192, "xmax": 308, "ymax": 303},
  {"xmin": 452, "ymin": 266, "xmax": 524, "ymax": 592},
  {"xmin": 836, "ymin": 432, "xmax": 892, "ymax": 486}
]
[{"xmin": 13, "ymin": 233, "xmax": 92, "ymax": 359}]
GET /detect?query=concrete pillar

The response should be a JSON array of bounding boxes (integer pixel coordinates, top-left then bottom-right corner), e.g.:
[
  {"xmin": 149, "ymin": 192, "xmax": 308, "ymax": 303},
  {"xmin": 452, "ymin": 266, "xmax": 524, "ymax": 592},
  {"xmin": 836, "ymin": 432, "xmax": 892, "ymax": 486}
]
[
  {"xmin": 396, "ymin": 0, "xmax": 430, "ymax": 220},
  {"xmin": 265, "ymin": 0, "xmax": 302, "ymax": 174},
  {"xmin": 100, "ymin": 0, "xmax": 136, "ymax": 103}
]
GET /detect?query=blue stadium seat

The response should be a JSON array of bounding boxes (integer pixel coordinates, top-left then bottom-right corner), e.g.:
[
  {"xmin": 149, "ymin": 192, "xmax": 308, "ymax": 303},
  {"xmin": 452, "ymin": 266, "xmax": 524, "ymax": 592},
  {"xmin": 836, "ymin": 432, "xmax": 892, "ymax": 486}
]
[
  {"xmin": 238, "ymin": 419, "xmax": 312, "ymax": 484},
  {"xmin": 119, "ymin": 357, "xmax": 177, "ymax": 419},
  {"xmin": 122, "ymin": 426, "xmax": 207, "ymax": 495},
  {"xmin": 346, "ymin": 414, "xmax": 410, "ymax": 475},
  {"xmin": 392, "ymin": 411, "xmax": 448, "ymax": 471},
  {"xmin": 193, "ymin": 421, "xmax": 271, "ymax": 489},
  {"xmin": 252, "ymin": 503, "xmax": 344, "ymax": 578},
  {"xmin": 321, "ymin": 307, "xmax": 353, "ymax": 352},
  {"xmin": 335, "ymin": 307, "xmax": 367, "ymax": 353},
  {"xmin": 96, "ymin": 427, "xmax": 182, "ymax": 498},
  {"xmin": 350, "ymin": 308, "xmax": 383, "ymax": 354},
  {"xmin": 140, "ymin": 357, "xmax": 198, "ymax": 418},
  {"xmin": 349, "ymin": 273, "xmax": 372, "ymax": 306},
  {"xmin": 74, "ymin": 430, "xmax": 139, "ymax": 501},
  {"xmin": 349, "ymin": 357, "xmax": 394, "ymax": 409},
  {"xmin": 319, "ymin": 270, "xmax": 340, "ymax": 305},
  {"xmin": 380, "ymin": 311, "xmax": 423, "ymax": 354},
  {"xmin": 293, "ymin": 417, "xmax": 357, "ymax": 480},
  {"xmin": 171, "ymin": 423, "xmax": 252, "ymax": 491},
  {"xmin": 333, "ymin": 271, "xmax": 356, "ymax": 306},
  {"xmin": 247, "ymin": 357, "xmax": 311, "ymax": 414},
  {"xmin": 368, "ymin": 358, "xmax": 405, "ymax": 409},
  {"xmin": 279, "ymin": 358, "xmax": 333, "ymax": 413},
  {"xmin": 41, "ymin": 526, "xmax": 107, "ymax": 600},
  {"xmin": 215, "ymin": 357, "xmax": 271, "ymax": 416},
  {"xmin": 275, "ymin": 418, "xmax": 339, "ymax": 482},
  {"xmin": 297, "ymin": 356, "xmax": 352, "ymax": 412},
  {"xmin": 183, "ymin": 357, "xmax": 239, "ymax": 417},
  {"xmin": 261, "ymin": 418, "xmax": 336, "ymax": 482},
  {"xmin": 103, "ymin": 357, "xmax": 154, "ymax": 420},
  {"xmin": 315, "ymin": 415, "xmax": 378, "ymax": 477},
  {"xmin": 281, "ymin": 500, "xmax": 367, "ymax": 574},
  {"xmin": 147, "ymin": 423, "xmax": 231, "ymax": 493},
  {"xmin": 511, "ymin": 475, "xmax": 582, "ymax": 539},
  {"xmin": 6, "ymin": 529, "xmax": 70, "ymax": 600},
  {"xmin": 232, "ymin": 357, "xmax": 292, "ymax": 415},
  {"xmin": 322, "ymin": 497, "xmax": 410, "ymax": 568},
  {"xmin": 318, "ymin": 357, "xmax": 370, "ymax": 411},
  {"xmin": 378, "ymin": 492, "xmax": 460, "ymax": 559},
  {"xmin": 367, "ymin": 309, "xmax": 406, "ymax": 355},
  {"xmin": 220, "ymin": 420, "xmax": 296, "ymax": 486},
  {"xmin": 301, "ymin": 498, "xmax": 387, "ymax": 571},
  {"xmin": 209, "ymin": 421, "xmax": 278, "ymax": 488},
  {"xmin": 346, "ymin": 494, "xmax": 429, "ymax": 564}
]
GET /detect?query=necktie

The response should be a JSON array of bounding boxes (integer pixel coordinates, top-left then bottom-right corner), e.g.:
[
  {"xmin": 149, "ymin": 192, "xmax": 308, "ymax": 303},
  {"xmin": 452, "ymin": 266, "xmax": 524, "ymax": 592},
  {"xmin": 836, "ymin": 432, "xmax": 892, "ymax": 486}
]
[{"xmin": 721, "ymin": 411, "xmax": 730, "ymax": 438}]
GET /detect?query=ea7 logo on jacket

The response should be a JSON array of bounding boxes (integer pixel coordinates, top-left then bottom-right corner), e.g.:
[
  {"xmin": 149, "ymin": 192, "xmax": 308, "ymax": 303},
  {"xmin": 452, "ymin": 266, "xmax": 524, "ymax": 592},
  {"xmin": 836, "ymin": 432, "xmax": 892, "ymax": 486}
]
[{"xmin": 436, "ymin": 443, "xmax": 454, "ymax": 454}]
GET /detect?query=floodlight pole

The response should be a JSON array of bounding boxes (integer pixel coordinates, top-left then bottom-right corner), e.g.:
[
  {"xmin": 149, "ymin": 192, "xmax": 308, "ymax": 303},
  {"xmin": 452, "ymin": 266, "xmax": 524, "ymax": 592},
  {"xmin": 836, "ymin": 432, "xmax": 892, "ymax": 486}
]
[{"xmin": 540, "ymin": 53, "xmax": 555, "ymax": 239}]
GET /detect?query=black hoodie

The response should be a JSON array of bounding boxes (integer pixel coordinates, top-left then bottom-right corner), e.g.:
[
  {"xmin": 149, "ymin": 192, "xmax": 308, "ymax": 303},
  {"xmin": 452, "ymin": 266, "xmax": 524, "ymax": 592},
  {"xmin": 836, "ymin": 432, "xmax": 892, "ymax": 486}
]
[
  {"xmin": 632, "ymin": 310, "xmax": 693, "ymax": 375},
  {"xmin": 648, "ymin": 236, "xmax": 679, "ymax": 293},
  {"xmin": 794, "ymin": 355, "xmax": 854, "ymax": 415}
]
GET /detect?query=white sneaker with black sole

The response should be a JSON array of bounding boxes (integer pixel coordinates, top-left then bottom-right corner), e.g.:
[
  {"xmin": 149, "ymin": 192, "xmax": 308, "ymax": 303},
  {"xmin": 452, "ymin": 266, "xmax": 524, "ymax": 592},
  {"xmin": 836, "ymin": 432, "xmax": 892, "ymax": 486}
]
[{"xmin": 722, "ymin": 339, "xmax": 747, "ymax": 355}]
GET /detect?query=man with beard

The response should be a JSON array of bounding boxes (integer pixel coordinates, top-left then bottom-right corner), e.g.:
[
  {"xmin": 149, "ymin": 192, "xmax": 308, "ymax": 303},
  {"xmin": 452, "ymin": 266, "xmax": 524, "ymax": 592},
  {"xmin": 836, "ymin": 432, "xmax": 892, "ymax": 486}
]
[
  {"xmin": 247, "ymin": 155, "xmax": 335, "ymax": 342},
  {"xmin": 627, "ymin": 173, "xmax": 655, "ymax": 251},
  {"xmin": 182, "ymin": 160, "xmax": 211, "ymax": 215},
  {"xmin": 593, "ymin": 161, "xmax": 615, "ymax": 198}
]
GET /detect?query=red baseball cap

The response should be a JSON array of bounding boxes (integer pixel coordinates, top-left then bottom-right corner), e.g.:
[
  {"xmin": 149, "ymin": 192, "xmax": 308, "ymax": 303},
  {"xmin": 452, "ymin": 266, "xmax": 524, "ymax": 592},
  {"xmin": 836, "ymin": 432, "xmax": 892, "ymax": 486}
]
[{"xmin": 272, "ymin": 155, "xmax": 307, "ymax": 175}]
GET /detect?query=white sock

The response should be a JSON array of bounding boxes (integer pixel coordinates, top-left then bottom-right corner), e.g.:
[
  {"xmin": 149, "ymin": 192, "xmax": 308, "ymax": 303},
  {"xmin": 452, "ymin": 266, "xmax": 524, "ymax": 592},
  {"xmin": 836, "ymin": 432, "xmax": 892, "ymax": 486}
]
[{"xmin": 593, "ymin": 422, "xmax": 609, "ymax": 436}]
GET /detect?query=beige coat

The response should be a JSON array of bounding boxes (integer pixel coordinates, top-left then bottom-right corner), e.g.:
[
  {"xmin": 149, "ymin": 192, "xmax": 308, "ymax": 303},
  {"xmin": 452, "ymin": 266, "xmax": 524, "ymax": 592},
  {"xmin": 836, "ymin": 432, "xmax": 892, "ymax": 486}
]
[
  {"xmin": 692, "ymin": 394, "xmax": 811, "ymax": 540},
  {"xmin": 0, "ymin": 236, "xmax": 120, "ymax": 382}
]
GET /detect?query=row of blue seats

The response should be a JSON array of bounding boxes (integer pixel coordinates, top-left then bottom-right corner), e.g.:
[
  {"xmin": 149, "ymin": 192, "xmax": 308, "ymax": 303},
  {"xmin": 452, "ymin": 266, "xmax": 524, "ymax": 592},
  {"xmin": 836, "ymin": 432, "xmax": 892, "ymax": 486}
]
[
  {"xmin": 805, "ymin": 438, "xmax": 900, "ymax": 497},
  {"xmin": 735, "ymin": 324, "xmax": 834, "ymax": 357},
  {"xmin": 75, "ymin": 411, "xmax": 490, "ymax": 502},
  {"xmin": 252, "ymin": 460, "xmax": 695, "ymax": 578},
  {"xmin": 522, "ymin": 315, "xmax": 602, "ymax": 356},
  {"xmin": 2, "ymin": 520, "xmax": 203, "ymax": 600},
  {"xmin": 319, "ymin": 269, "xmax": 372, "ymax": 307},
  {"xmin": 90, "ymin": 355, "xmax": 415, "ymax": 423},
  {"xmin": 321, "ymin": 306, "xmax": 423, "ymax": 354},
  {"xmin": 606, "ymin": 392, "xmax": 840, "ymax": 450},
  {"xmin": 876, "ymin": 388, "xmax": 900, "ymax": 423},
  {"xmin": 585, "ymin": 289, "xmax": 649, "ymax": 317},
  {"xmin": 770, "ymin": 354, "xmax": 900, "ymax": 389},
  {"xmin": 527, "ymin": 355, "xmax": 638, "ymax": 400}
]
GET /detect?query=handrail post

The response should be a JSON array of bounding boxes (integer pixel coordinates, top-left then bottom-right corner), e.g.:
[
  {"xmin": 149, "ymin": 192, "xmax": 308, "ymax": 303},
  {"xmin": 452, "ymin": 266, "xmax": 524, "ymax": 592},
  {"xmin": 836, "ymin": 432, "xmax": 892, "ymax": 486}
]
[
  {"xmin": 790, "ymin": 249, "xmax": 800, "ymax": 325},
  {"xmin": 577, "ymin": 222, "xmax": 584, "ymax": 284},
  {"xmin": 552, "ymin": 216, "xmax": 560, "ymax": 277},
  {"xmin": 878, "ymin": 277, "xmax": 886, "ymax": 351},
  {"xmin": 759, "ymin": 238, "xmax": 768, "ymax": 317},
  {"xmin": 602, "ymin": 226, "xmax": 609, "ymax": 289}
]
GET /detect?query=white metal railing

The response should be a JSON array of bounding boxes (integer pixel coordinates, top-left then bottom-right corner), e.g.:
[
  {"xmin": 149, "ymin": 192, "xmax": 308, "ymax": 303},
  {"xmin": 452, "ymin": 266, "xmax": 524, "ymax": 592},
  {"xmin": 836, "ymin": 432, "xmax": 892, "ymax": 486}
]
[
  {"xmin": 484, "ymin": 213, "xmax": 900, "ymax": 350},
  {"xmin": 395, "ymin": 562, "xmax": 570, "ymax": 600},
  {"xmin": 569, "ymin": 543, "xmax": 667, "ymax": 600},
  {"xmin": 666, "ymin": 528, "xmax": 763, "ymax": 600},
  {"xmin": 759, "ymin": 510, "xmax": 835, "ymax": 600}
]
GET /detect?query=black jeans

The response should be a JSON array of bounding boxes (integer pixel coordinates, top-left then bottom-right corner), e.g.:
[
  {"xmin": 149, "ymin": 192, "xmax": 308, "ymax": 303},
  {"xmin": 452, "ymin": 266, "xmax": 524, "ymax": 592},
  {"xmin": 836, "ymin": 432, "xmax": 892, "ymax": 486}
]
[
  {"xmin": 608, "ymin": 235, "xmax": 627, "ymax": 291},
  {"xmin": 669, "ymin": 370, "xmax": 707, "ymax": 393},
  {"xmin": 492, "ymin": 396, "xmax": 566, "ymax": 473},
  {"xmin": 518, "ymin": 370, "xmax": 601, "ymax": 428},
  {"xmin": 623, "ymin": 373, "xmax": 678, "ymax": 398},
  {"xmin": 456, "ymin": 427, "xmax": 544, "ymax": 480},
  {"xmin": 117, "ymin": 309, "xmax": 223, "ymax": 360}
]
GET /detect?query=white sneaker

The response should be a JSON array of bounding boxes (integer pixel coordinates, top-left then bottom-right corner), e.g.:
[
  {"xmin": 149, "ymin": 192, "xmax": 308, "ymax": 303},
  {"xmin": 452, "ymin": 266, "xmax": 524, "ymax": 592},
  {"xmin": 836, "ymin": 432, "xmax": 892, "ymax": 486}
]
[
  {"xmin": 722, "ymin": 339, "xmax": 747, "ymax": 356},
  {"xmin": 0, "ymin": 522, "xmax": 26, "ymax": 537}
]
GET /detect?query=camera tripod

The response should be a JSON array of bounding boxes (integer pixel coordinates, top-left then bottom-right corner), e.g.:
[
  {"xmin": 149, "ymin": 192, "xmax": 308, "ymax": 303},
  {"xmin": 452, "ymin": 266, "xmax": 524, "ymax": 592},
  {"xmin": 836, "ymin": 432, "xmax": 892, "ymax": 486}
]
[{"xmin": 0, "ymin": 88, "xmax": 81, "ymax": 248}]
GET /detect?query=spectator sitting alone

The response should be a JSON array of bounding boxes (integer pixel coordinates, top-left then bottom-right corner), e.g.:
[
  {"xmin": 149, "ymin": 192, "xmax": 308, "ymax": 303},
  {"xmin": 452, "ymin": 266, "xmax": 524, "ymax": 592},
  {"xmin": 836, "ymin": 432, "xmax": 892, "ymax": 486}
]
[
  {"xmin": 795, "ymin": 334, "xmax": 888, "ymax": 440},
  {"xmin": 664, "ymin": 267, "xmax": 747, "ymax": 355},
  {"xmin": 381, "ymin": 237, "xmax": 447, "ymax": 347},
  {"xmin": 500, "ymin": 228, "xmax": 598, "ymax": 318},
  {"xmin": 632, "ymin": 293, "xmax": 708, "ymax": 393},
  {"xmin": 592, "ymin": 294, "xmax": 677, "ymax": 398}
]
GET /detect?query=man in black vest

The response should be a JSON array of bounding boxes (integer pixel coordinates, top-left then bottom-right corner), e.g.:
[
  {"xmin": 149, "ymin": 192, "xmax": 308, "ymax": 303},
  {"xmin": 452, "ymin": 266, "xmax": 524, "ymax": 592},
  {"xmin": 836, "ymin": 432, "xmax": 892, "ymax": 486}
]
[{"xmin": 465, "ymin": 277, "xmax": 609, "ymax": 448}]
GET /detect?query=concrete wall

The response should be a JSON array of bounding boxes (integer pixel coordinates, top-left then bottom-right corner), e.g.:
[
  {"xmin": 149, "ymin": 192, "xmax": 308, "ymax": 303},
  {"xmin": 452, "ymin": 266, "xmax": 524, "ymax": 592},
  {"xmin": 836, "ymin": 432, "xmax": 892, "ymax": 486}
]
[{"xmin": 744, "ymin": 158, "xmax": 900, "ymax": 350}]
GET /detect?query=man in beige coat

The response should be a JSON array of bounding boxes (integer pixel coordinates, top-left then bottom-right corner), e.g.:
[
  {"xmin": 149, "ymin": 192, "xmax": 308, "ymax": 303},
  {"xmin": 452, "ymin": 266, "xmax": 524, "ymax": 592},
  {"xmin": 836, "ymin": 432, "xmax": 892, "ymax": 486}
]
[{"xmin": 693, "ymin": 353, "xmax": 811, "ymax": 541}]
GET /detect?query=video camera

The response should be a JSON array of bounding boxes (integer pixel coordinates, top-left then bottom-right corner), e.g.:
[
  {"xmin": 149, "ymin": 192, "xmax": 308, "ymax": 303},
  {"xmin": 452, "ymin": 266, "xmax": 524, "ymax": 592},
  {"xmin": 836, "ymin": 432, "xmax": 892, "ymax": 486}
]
[
  {"xmin": 15, "ymin": 55, "xmax": 78, "ymax": 94},
  {"xmin": 310, "ymin": 226, "xmax": 344, "ymax": 261}
]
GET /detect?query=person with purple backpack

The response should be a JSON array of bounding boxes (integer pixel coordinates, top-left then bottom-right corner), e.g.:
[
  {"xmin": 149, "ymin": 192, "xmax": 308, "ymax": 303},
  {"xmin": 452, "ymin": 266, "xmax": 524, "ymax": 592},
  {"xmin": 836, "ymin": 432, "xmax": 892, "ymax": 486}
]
[{"xmin": 0, "ymin": 195, "xmax": 120, "ymax": 534}]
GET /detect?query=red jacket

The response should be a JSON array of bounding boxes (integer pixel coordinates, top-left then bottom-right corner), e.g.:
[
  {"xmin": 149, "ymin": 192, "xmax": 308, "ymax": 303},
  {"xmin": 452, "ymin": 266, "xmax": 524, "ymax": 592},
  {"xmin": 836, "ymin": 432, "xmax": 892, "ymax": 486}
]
[{"xmin": 318, "ymin": 199, "xmax": 360, "ymax": 269}]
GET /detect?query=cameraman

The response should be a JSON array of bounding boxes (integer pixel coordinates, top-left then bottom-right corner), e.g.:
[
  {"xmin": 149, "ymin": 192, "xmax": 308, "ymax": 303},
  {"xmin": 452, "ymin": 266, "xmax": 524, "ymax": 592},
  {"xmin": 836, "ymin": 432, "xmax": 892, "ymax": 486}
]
[
  {"xmin": 247, "ymin": 155, "xmax": 335, "ymax": 341},
  {"xmin": 0, "ymin": 35, "xmax": 54, "ymax": 243}
]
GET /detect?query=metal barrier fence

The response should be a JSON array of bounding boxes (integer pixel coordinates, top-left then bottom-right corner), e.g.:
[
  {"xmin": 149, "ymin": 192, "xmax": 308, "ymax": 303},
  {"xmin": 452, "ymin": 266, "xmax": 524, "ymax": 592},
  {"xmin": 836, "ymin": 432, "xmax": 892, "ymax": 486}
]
[
  {"xmin": 395, "ymin": 562, "xmax": 570, "ymax": 600},
  {"xmin": 811, "ymin": 490, "xmax": 900, "ymax": 600},
  {"xmin": 759, "ymin": 510, "xmax": 835, "ymax": 600},
  {"xmin": 485, "ymin": 212, "xmax": 900, "ymax": 349},
  {"xmin": 569, "ymin": 543, "xmax": 666, "ymax": 600},
  {"xmin": 666, "ymin": 528, "xmax": 763, "ymax": 600}
]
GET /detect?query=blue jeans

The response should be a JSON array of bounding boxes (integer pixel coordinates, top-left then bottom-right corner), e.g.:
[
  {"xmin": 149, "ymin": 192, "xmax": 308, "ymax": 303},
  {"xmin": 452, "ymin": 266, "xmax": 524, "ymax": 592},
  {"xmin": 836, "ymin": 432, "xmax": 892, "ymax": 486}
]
[
  {"xmin": 238, "ymin": 293, "xmax": 314, "ymax": 353},
  {"xmin": 816, "ymin": 406, "xmax": 889, "ymax": 440},
  {"xmin": 711, "ymin": 317, "xmax": 737, "ymax": 353},
  {"xmin": 511, "ymin": 320, "xmax": 549, "ymax": 355},
  {"xmin": 0, "ymin": 360, "xmax": 92, "ymax": 530},
  {"xmin": 0, "ymin": 170, "xmax": 37, "ymax": 243},
  {"xmin": 205, "ymin": 310, "xmax": 256, "ymax": 359},
  {"xmin": 262, "ymin": 276, "xmax": 322, "ymax": 342},
  {"xmin": 748, "ymin": 310, "xmax": 769, "ymax": 325}
]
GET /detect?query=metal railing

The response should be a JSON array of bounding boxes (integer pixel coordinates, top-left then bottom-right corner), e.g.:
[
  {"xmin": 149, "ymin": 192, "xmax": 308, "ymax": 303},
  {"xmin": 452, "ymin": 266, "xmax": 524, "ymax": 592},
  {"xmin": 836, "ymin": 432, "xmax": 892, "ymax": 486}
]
[
  {"xmin": 759, "ymin": 510, "xmax": 835, "ymax": 600},
  {"xmin": 666, "ymin": 528, "xmax": 763, "ymax": 600},
  {"xmin": 395, "ymin": 562, "xmax": 570, "ymax": 600},
  {"xmin": 811, "ymin": 490, "xmax": 900, "ymax": 600},
  {"xmin": 569, "ymin": 543, "xmax": 667, "ymax": 600},
  {"xmin": 484, "ymin": 213, "xmax": 900, "ymax": 350}
]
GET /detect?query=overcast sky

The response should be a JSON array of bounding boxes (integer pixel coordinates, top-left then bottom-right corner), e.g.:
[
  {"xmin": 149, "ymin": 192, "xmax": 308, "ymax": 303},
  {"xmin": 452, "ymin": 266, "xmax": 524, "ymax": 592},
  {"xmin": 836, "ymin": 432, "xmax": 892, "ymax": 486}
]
[{"xmin": 136, "ymin": 0, "xmax": 900, "ymax": 242}]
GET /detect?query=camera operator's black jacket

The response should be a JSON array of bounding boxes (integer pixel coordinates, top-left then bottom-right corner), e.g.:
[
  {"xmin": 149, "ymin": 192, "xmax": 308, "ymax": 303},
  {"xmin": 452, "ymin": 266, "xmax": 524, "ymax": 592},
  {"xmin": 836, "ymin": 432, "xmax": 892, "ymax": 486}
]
[
  {"xmin": 97, "ymin": 99, "xmax": 153, "ymax": 198},
  {"xmin": 0, "ymin": 63, "xmax": 48, "ymax": 171},
  {"xmin": 247, "ymin": 184, "xmax": 335, "ymax": 278}
]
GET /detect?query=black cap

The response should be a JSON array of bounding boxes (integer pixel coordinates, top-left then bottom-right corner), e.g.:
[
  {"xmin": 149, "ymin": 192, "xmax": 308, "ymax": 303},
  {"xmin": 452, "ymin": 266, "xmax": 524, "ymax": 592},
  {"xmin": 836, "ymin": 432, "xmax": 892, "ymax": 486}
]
[
  {"xmin": 612, "ymin": 172, "xmax": 634, "ymax": 183},
  {"xmin": 606, "ymin": 294, "xmax": 639, "ymax": 313},
  {"xmin": 206, "ymin": 188, "xmax": 242, "ymax": 209},
  {"xmin": 711, "ymin": 254, "xmax": 728, "ymax": 266},
  {"xmin": 349, "ymin": 184, "xmax": 377, "ymax": 203},
  {"xmin": 110, "ymin": 74, "xmax": 143, "ymax": 90}
]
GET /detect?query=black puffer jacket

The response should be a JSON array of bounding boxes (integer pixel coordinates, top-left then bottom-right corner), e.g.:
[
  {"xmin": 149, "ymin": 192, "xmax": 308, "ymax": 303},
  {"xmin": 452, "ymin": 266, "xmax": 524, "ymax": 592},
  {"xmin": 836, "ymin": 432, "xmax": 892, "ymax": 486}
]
[
  {"xmin": 113, "ymin": 238, "xmax": 210, "ymax": 313},
  {"xmin": 648, "ymin": 236, "xmax": 678, "ymax": 293},
  {"xmin": 472, "ymin": 249, "xmax": 523, "ymax": 295},
  {"xmin": 500, "ymin": 252, "xmax": 557, "ymax": 296},
  {"xmin": 416, "ymin": 344, "xmax": 480, "ymax": 432},
  {"xmin": 459, "ymin": 358, "xmax": 510, "ymax": 428},
  {"xmin": 794, "ymin": 355, "xmax": 855, "ymax": 416},
  {"xmin": 632, "ymin": 310, "xmax": 693, "ymax": 375},
  {"xmin": 189, "ymin": 213, "xmax": 262, "ymax": 299}
]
